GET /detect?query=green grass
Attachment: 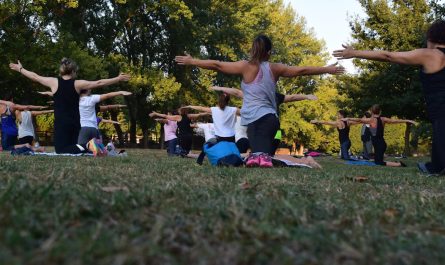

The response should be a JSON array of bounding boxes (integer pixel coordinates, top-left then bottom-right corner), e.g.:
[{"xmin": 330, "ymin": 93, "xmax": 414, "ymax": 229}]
[{"xmin": 0, "ymin": 149, "xmax": 444, "ymax": 265}]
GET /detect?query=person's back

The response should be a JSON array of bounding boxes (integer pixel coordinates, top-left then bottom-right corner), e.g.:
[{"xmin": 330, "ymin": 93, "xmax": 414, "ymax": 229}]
[
  {"xmin": 240, "ymin": 62, "xmax": 277, "ymax": 126},
  {"xmin": 177, "ymin": 114, "xmax": 192, "ymax": 135},
  {"xmin": 1, "ymin": 106, "xmax": 18, "ymax": 136},
  {"xmin": 420, "ymin": 47, "xmax": 445, "ymax": 120},
  {"xmin": 79, "ymin": 94, "xmax": 101, "ymax": 129},
  {"xmin": 337, "ymin": 121, "xmax": 350, "ymax": 143},
  {"xmin": 211, "ymin": 106, "xmax": 237, "ymax": 137},
  {"xmin": 18, "ymin": 110, "xmax": 34, "ymax": 138},
  {"xmin": 54, "ymin": 78, "xmax": 80, "ymax": 128},
  {"xmin": 164, "ymin": 120, "xmax": 178, "ymax": 142}
]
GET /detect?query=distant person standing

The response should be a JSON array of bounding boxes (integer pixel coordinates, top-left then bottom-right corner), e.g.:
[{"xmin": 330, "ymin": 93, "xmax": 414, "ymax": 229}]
[{"xmin": 360, "ymin": 112, "xmax": 373, "ymax": 160}]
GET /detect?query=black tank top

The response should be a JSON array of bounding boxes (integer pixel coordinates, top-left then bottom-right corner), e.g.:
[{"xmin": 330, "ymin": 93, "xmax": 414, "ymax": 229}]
[
  {"xmin": 53, "ymin": 78, "xmax": 80, "ymax": 128},
  {"xmin": 337, "ymin": 121, "xmax": 350, "ymax": 143},
  {"xmin": 420, "ymin": 47, "xmax": 445, "ymax": 120},
  {"xmin": 371, "ymin": 117, "xmax": 384, "ymax": 141},
  {"xmin": 177, "ymin": 114, "xmax": 192, "ymax": 135}
]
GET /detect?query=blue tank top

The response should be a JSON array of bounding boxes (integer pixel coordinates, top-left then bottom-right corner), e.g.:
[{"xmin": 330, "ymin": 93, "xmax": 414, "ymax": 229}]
[
  {"xmin": 240, "ymin": 62, "xmax": 277, "ymax": 126},
  {"xmin": 420, "ymin": 48, "xmax": 445, "ymax": 120},
  {"xmin": 1, "ymin": 106, "xmax": 18, "ymax": 136}
]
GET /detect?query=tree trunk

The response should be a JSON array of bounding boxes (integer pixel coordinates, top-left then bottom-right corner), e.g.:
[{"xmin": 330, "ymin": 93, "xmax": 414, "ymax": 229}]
[
  {"xmin": 160, "ymin": 126, "xmax": 164, "ymax": 150},
  {"xmin": 404, "ymin": 123, "xmax": 412, "ymax": 156},
  {"xmin": 109, "ymin": 111, "xmax": 124, "ymax": 146},
  {"xmin": 142, "ymin": 129, "xmax": 149, "ymax": 148}
]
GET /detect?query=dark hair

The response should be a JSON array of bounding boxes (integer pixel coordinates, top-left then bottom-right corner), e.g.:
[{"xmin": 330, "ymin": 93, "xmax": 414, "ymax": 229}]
[
  {"xmin": 218, "ymin": 93, "xmax": 230, "ymax": 110},
  {"xmin": 171, "ymin": 109, "xmax": 178, "ymax": 115},
  {"xmin": 179, "ymin": 106, "xmax": 189, "ymax": 116},
  {"xmin": 249, "ymin": 35, "xmax": 272, "ymax": 63},
  {"xmin": 59, "ymin": 58, "xmax": 78, "ymax": 78},
  {"xmin": 371, "ymin": 104, "xmax": 381, "ymax": 115},
  {"xmin": 95, "ymin": 104, "xmax": 101, "ymax": 113},
  {"xmin": 427, "ymin": 20, "xmax": 445, "ymax": 45},
  {"xmin": 4, "ymin": 93, "xmax": 13, "ymax": 101},
  {"xmin": 79, "ymin": 89, "xmax": 89, "ymax": 96},
  {"xmin": 338, "ymin": 110, "xmax": 347, "ymax": 118},
  {"xmin": 364, "ymin": 111, "xmax": 372, "ymax": 118}
]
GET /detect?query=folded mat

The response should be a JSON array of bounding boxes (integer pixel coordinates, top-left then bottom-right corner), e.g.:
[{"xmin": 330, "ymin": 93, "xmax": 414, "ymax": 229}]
[{"xmin": 345, "ymin": 160, "xmax": 377, "ymax": 166}]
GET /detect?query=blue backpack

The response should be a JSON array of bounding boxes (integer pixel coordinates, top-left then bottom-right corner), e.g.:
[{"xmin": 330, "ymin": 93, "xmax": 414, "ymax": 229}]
[{"xmin": 203, "ymin": 141, "xmax": 243, "ymax": 167}]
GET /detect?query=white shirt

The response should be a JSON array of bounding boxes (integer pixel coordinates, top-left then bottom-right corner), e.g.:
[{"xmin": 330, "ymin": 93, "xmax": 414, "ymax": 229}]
[
  {"xmin": 211, "ymin": 106, "xmax": 237, "ymax": 137},
  {"xmin": 196, "ymin": 123, "xmax": 216, "ymax": 142},
  {"xmin": 79, "ymin": 95, "xmax": 101, "ymax": 128},
  {"xmin": 18, "ymin": 111, "xmax": 35, "ymax": 138},
  {"xmin": 235, "ymin": 116, "xmax": 248, "ymax": 142}
]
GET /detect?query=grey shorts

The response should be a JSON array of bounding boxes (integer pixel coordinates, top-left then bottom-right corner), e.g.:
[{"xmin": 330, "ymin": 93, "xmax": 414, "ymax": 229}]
[{"xmin": 77, "ymin": 127, "xmax": 100, "ymax": 145}]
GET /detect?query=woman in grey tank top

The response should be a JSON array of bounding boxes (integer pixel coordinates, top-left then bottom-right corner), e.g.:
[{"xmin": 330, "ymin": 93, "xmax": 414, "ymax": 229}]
[{"xmin": 176, "ymin": 35, "xmax": 344, "ymax": 167}]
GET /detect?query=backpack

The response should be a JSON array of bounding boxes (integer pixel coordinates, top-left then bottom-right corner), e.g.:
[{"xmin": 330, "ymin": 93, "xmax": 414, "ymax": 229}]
[{"xmin": 204, "ymin": 141, "xmax": 243, "ymax": 167}]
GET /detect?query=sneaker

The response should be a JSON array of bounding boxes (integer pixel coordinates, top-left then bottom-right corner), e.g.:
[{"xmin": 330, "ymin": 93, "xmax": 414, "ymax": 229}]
[
  {"xmin": 259, "ymin": 154, "xmax": 273, "ymax": 168},
  {"xmin": 246, "ymin": 153, "xmax": 260, "ymax": 167},
  {"xmin": 87, "ymin": 138, "xmax": 107, "ymax": 157}
]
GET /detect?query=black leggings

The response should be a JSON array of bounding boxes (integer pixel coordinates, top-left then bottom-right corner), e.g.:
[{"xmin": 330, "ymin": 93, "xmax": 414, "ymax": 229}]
[
  {"xmin": 178, "ymin": 133, "xmax": 193, "ymax": 154},
  {"xmin": 372, "ymin": 139, "xmax": 387, "ymax": 166},
  {"xmin": 247, "ymin": 114, "xmax": 280, "ymax": 155},
  {"xmin": 236, "ymin": 138, "xmax": 250, "ymax": 153},
  {"xmin": 426, "ymin": 118, "xmax": 445, "ymax": 173},
  {"xmin": 216, "ymin": 136, "xmax": 235, "ymax": 143},
  {"xmin": 54, "ymin": 123, "xmax": 85, "ymax": 154}
]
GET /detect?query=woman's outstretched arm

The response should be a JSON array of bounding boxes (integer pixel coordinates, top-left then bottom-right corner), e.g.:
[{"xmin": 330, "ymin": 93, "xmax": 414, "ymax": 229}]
[
  {"xmin": 211, "ymin": 86, "xmax": 244, "ymax": 98},
  {"xmin": 183, "ymin": 105, "xmax": 212, "ymax": 113},
  {"xmin": 188, "ymin": 112, "xmax": 211, "ymax": 120},
  {"xmin": 175, "ymin": 54, "xmax": 248, "ymax": 75},
  {"xmin": 38, "ymin": 91, "xmax": 54, "ymax": 97},
  {"xmin": 272, "ymin": 63, "xmax": 345, "ymax": 79},
  {"xmin": 9, "ymin": 61, "xmax": 58, "ymax": 91},
  {"xmin": 99, "ymin": 91, "xmax": 132, "ymax": 101},
  {"xmin": 99, "ymin": 104, "xmax": 127, "ymax": 112},
  {"xmin": 381, "ymin": 117, "xmax": 417, "ymax": 125},
  {"xmin": 333, "ymin": 45, "xmax": 439, "ymax": 70},
  {"xmin": 100, "ymin": 119, "xmax": 121, "ymax": 125},
  {"xmin": 342, "ymin": 117, "xmax": 372, "ymax": 124},
  {"xmin": 75, "ymin": 73, "xmax": 131, "ymax": 92},
  {"xmin": 310, "ymin": 120, "xmax": 339, "ymax": 127},
  {"xmin": 31, "ymin": 110, "xmax": 54, "ymax": 116},
  {"xmin": 284, "ymin": 94, "xmax": 318, "ymax": 103},
  {"xmin": 149, "ymin": 112, "xmax": 181, "ymax": 122}
]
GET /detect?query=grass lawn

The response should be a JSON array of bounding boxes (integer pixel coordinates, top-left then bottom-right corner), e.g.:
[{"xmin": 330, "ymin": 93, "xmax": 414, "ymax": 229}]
[{"xmin": 0, "ymin": 149, "xmax": 444, "ymax": 265}]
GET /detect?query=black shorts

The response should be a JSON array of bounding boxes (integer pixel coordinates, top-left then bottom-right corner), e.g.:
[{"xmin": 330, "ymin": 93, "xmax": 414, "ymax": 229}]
[{"xmin": 18, "ymin": 136, "xmax": 34, "ymax": 145}]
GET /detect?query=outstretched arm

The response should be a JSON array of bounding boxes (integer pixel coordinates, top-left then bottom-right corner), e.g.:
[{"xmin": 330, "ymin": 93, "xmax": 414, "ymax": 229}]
[
  {"xmin": 9, "ymin": 61, "xmax": 58, "ymax": 91},
  {"xmin": 310, "ymin": 120, "xmax": 339, "ymax": 127},
  {"xmin": 99, "ymin": 91, "xmax": 132, "ymax": 101},
  {"xmin": 381, "ymin": 117, "xmax": 417, "ymax": 125},
  {"xmin": 99, "ymin": 104, "xmax": 126, "ymax": 112},
  {"xmin": 211, "ymin": 86, "xmax": 244, "ymax": 98},
  {"xmin": 10, "ymin": 104, "xmax": 47, "ymax": 111},
  {"xmin": 342, "ymin": 117, "xmax": 372, "ymax": 124},
  {"xmin": 75, "ymin": 74, "xmax": 131, "ymax": 92},
  {"xmin": 31, "ymin": 110, "xmax": 54, "ymax": 116},
  {"xmin": 100, "ymin": 119, "xmax": 121, "ymax": 125},
  {"xmin": 38, "ymin": 91, "xmax": 54, "ymax": 97},
  {"xmin": 272, "ymin": 63, "xmax": 345, "ymax": 79},
  {"xmin": 333, "ymin": 45, "xmax": 436, "ymax": 69},
  {"xmin": 175, "ymin": 54, "xmax": 248, "ymax": 75},
  {"xmin": 149, "ymin": 112, "xmax": 181, "ymax": 122},
  {"xmin": 284, "ymin": 94, "xmax": 317, "ymax": 103},
  {"xmin": 184, "ymin": 105, "xmax": 212, "ymax": 113},
  {"xmin": 154, "ymin": 118, "xmax": 169, "ymax": 124},
  {"xmin": 188, "ymin": 112, "xmax": 211, "ymax": 120}
]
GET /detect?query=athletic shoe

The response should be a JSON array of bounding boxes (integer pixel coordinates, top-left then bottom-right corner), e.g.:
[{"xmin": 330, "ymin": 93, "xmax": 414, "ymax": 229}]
[
  {"xmin": 417, "ymin": 162, "xmax": 430, "ymax": 174},
  {"xmin": 259, "ymin": 154, "xmax": 273, "ymax": 168},
  {"xmin": 87, "ymin": 138, "xmax": 107, "ymax": 157},
  {"xmin": 246, "ymin": 153, "xmax": 260, "ymax": 167}
]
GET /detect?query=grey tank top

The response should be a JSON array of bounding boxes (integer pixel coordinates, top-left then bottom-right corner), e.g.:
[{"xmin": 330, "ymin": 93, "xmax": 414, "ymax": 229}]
[
  {"xmin": 240, "ymin": 62, "xmax": 277, "ymax": 126},
  {"xmin": 18, "ymin": 111, "xmax": 35, "ymax": 138}
]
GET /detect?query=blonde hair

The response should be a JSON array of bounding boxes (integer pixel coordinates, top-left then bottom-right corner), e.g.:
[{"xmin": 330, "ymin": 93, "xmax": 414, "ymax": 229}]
[{"xmin": 59, "ymin": 58, "xmax": 78, "ymax": 78}]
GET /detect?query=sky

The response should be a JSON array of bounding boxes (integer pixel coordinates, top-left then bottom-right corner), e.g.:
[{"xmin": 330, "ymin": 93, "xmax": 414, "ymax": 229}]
[{"xmin": 282, "ymin": 0, "xmax": 367, "ymax": 72}]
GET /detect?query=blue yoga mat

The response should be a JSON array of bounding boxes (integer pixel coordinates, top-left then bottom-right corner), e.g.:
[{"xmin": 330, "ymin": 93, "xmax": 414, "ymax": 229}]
[{"xmin": 345, "ymin": 160, "xmax": 377, "ymax": 166}]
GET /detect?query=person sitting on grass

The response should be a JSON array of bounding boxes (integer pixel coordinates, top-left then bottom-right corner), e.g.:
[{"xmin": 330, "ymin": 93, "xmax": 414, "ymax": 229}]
[
  {"xmin": 15, "ymin": 106, "xmax": 53, "ymax": 151},
  {"xmin": 311, "ymin": 110, "xmax": 360, "ymax": 160},
  {"xmin": 153, "ymin": 110, "xmax": 179, "ymax": 156},
  {"xmin": 150, "ymin": 108, "xmax": 210, "ymax": 156},
  {"xmin": 211, "ymin": 85, "xmax": 318, "ymax": 156},
  {"xmin": 9, "ymin": 58, "xmax": 130, "ymax": 155},
  {"xmin": 0, "ymin": 97, "xmax": 47, "ymax": 151},
  {"xmin": 342, "ymin": 104, "xmax": 417, "ymax": 167},
  {"xmin": 77, "ymin": 89, "xmax": 132, "ymax": 152}
]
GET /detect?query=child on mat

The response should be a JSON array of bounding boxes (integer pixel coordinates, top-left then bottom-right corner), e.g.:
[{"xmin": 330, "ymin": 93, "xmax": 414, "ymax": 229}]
[{"xmin": 343, "ymin": 104, "xmax": 416, "ymax": 167}]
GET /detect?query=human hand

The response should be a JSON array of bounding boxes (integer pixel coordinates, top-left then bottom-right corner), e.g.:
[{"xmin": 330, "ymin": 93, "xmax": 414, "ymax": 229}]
[
  {"xmin": 175, "ymin": 52, "xmax": 194, "ymax": 65},
  {"xmin": 333, "ymin": 44, "xmax": 355, "ymax": 60},
  {"xmin": 9, "ymin": 60, "xmax": 23, "ymax": 72}
]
